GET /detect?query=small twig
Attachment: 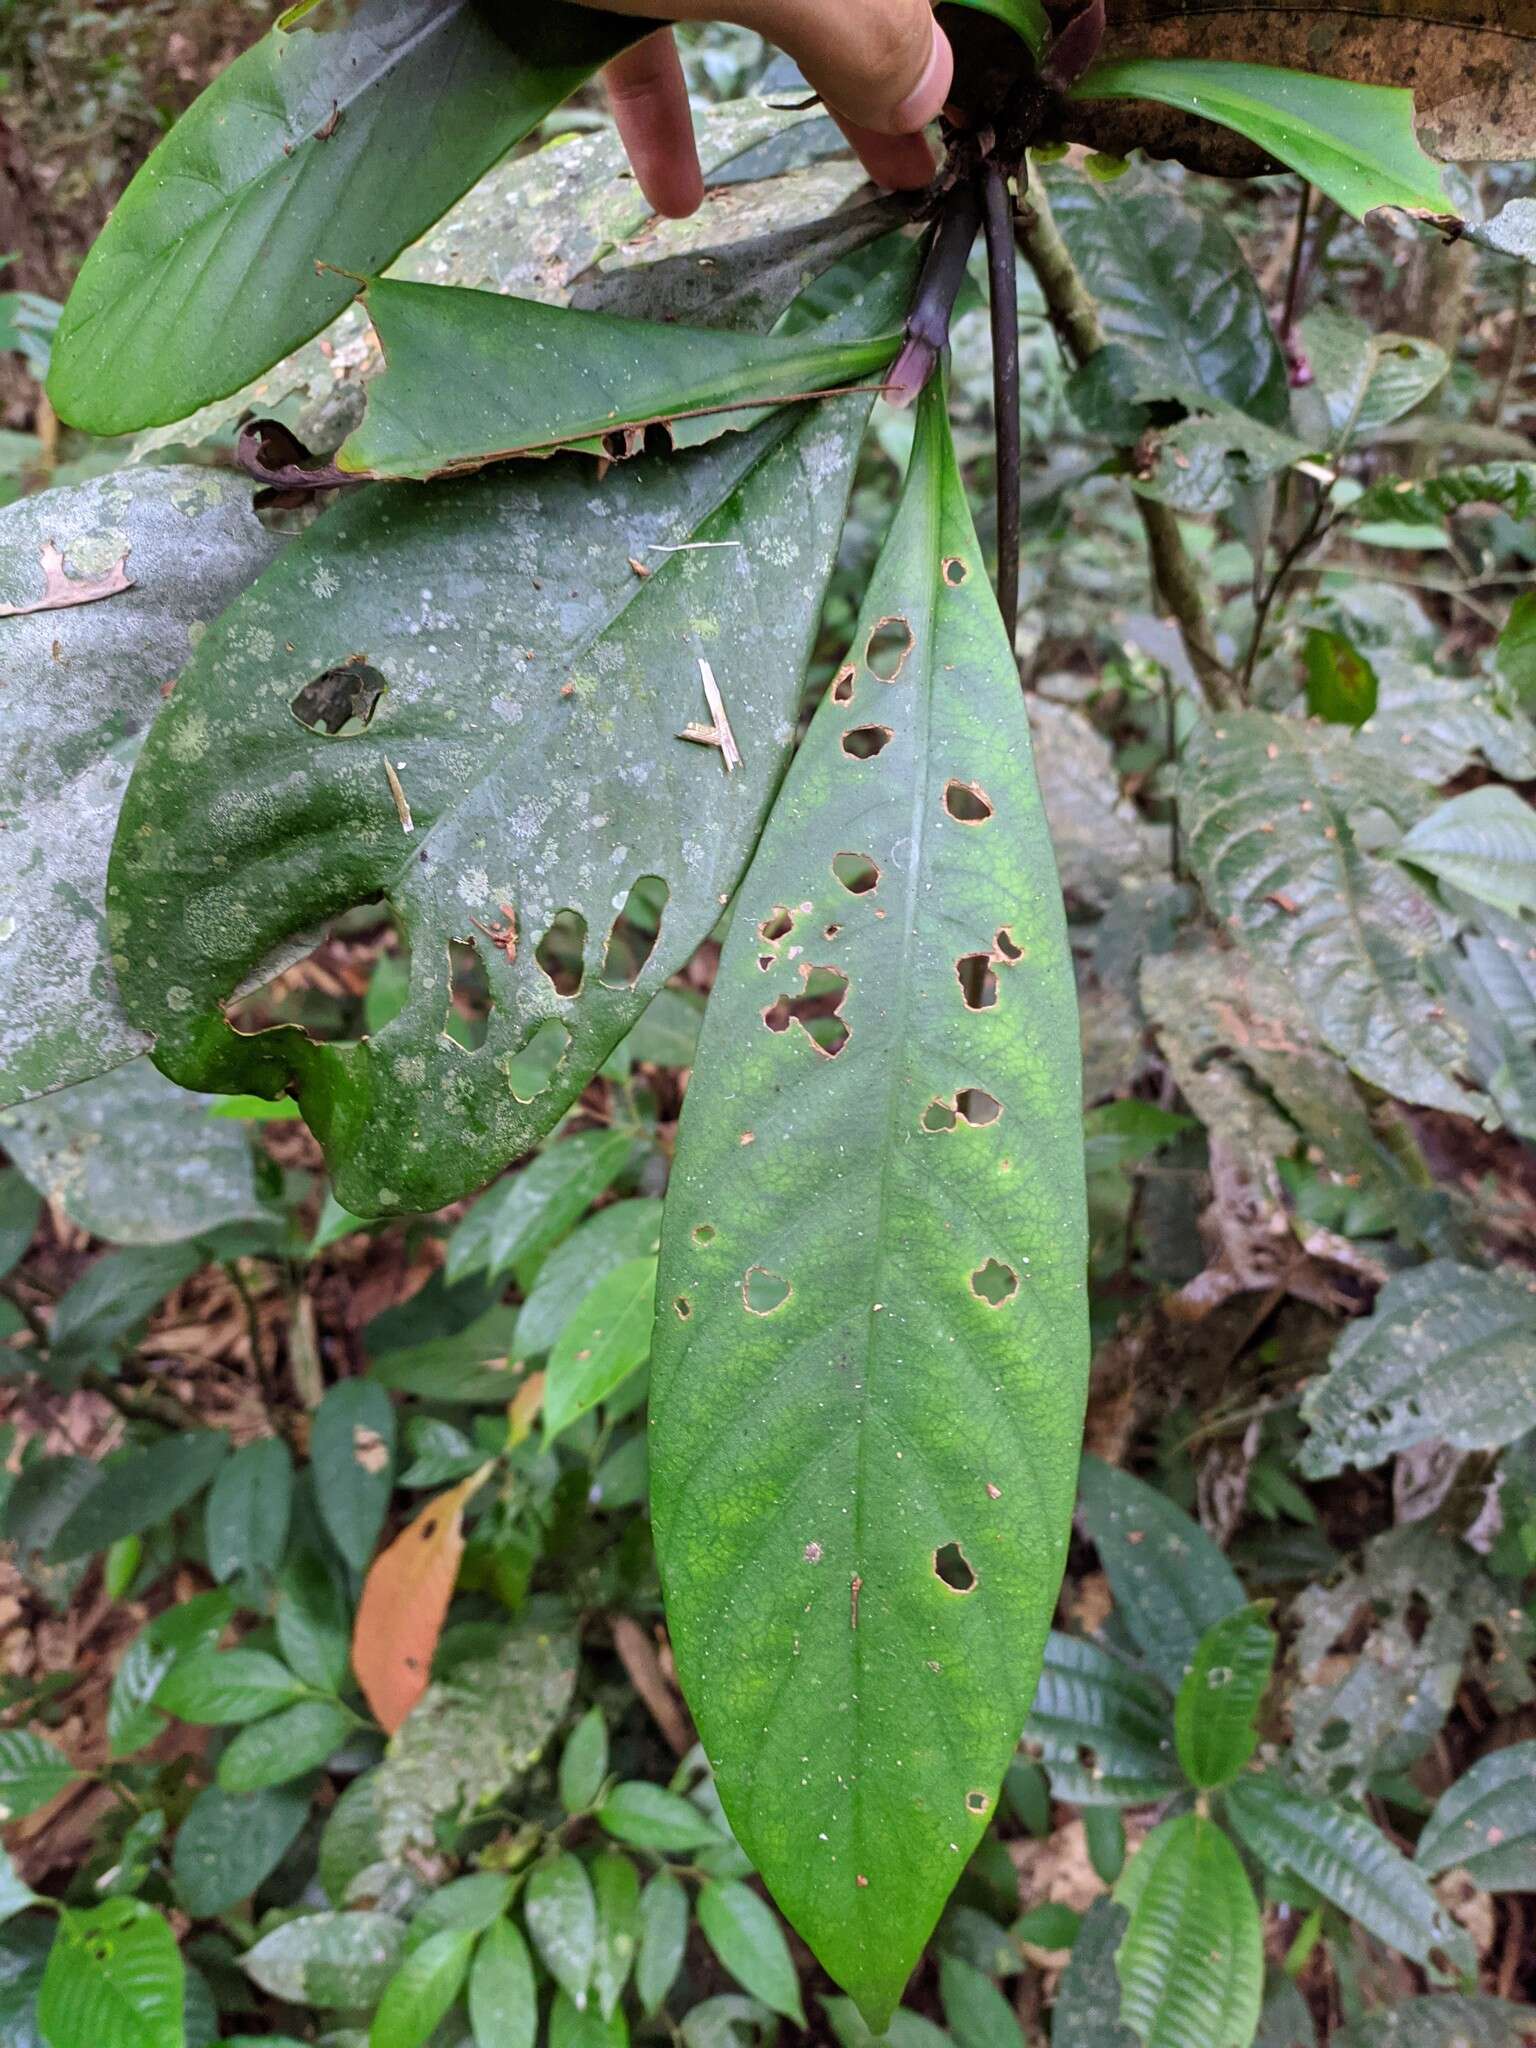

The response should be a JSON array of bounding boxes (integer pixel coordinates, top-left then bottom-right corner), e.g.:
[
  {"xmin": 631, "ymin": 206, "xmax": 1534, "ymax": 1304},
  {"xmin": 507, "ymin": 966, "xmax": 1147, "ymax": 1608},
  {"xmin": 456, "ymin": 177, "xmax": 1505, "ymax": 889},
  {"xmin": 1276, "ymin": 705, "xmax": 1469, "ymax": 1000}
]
[
  {"xmin": 1278, "ymin": 179, "xmax": 1312, "ymax": 344},
  {"xmin": 609, "ymin": 1614, "xmax": 693, "ymax": 1756},
  {"xmin": 1491, "ymin": 265, "xmax": 1529, "ymax": 429},
  {"xmin": 983, "ymin": 163, "xmax": 1021, "ymax": 658},
  {"xmin": 678, "ymin": 657, "xmax": 743, "ymax": 772},
  {"xmin": 1240, "ymin": 485, "xmax": 1333, "ymax": 697}
]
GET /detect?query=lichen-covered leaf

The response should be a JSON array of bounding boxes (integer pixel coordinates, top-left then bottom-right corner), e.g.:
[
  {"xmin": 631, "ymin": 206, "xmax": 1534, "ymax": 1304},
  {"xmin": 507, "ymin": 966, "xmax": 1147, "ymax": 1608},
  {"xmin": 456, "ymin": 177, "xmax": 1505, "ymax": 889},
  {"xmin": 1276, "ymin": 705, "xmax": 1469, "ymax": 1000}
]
[
  {"xmin": 46, "ymin": 0, "xmax": 643, "ymax": 436},
  {"xmin": 0, "ymin": 469, "xmax": 282, "ymax": 1105},
  {"xmin": 1334, "ymin": 1996, "xmax": 1536, "ymax": 2048},
  {"xmin": 1300, "ymin": 1259, "xmax": 1536, "ymax": 1476},
  {"xmin": 242, "ymin": 1910, "xmax": 407, "ymax": 2009},
  {"xmin": 1113, "ymin": 1814, "xmax": 1263, "ymax": 2048},
  {"xmin": 650, "ymin": 383, "xmax": 1088, "ymax": 2026},
  {"xmin": 1416, "ymin": 1741, "xmax": 1536, "ymax": 1891}
]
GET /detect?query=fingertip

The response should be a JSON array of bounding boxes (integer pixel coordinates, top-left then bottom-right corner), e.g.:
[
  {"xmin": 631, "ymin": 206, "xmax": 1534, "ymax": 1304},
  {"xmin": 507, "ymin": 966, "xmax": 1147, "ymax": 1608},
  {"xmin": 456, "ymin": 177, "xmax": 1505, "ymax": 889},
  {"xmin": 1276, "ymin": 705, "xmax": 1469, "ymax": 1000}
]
[
  {"xmin": 603, "ymin": 30, "xmax": 705, "ymax": 221},
  {"xmin": 831, "ymin": 113, "xmax": 937, "ymax": 194}
]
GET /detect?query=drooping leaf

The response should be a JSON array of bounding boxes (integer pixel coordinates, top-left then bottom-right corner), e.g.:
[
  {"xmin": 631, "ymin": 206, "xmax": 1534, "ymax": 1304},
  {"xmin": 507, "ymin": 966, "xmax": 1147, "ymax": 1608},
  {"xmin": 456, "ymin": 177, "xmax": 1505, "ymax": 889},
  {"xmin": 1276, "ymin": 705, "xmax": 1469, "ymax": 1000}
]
[
  {"xmin": 109, "ymin": 352, "xmax": 890, "ymax": 1218},
  {"xmin": 1173, "ymin": 1602, "xmax": 1275, "ymax": 1790},
  {"xmin": 353, "ymin": 1464, "xmax": 492, "ymax": 1733},
  {"xmin": 524, "ymin": 1853, "xmax": 597, "ymax": 2013},
  {"xmin": 1077, "ymin": 1456, "xmax": 1244, "ymax": 1693},
  {"xmin": 650, "ymin": 381, "xmax": 1087, "ymax": 2027},
  {"xmin": 0, "ymin": 468, "xmax": 282, "ymax": 1106},
  {"xmin": 242, "ymin": 1910, "xmax": 407, "ymax": 2008},
  {"xmin": 1299, "ymin": 1260, "xmax": 1536, "ymax": 1476},
  {"xmin": 469, "ymin": 1919, "xmax": 537, "ymax": 2048},
  {"xmin": 1070, "ymin": 61, "xmax": 1451, "ymax": 222},
  {"xmin": 217, "ymin": 1699, "xmax": 352, "ymax": 1792},
  {"xmin": 277, "ymin": 1548, "xmax": 353, "ymax": 1695},
  {"xmin": 445, "ymin": 1133, "xmax": 636, "ymax": 1289},
  {"xmin": 697, "ymin": 1881, "xmax": 805, "ymax": 2027},
  {"xmin": 311, "ymin": 1379, "xmax": 396, "ymax": 1572},
  {"xmin": 1224, "ymin": 1771, "xmax": 1475, "ymax": 1970},
  {"xmin": 205, "ymin": 1437, "xmax": 294, "ymax": 1585},
  {"xmin": 47, "ymin": 1431, "xmax": 229, "ymax": 1562},
  {"xmin": 173, "ymin": 1781, "xmax": 312, "ymax": 1918},
  {"xmin": 1416, "ymin": 1741, "xmax": 1536, "ymax": 1891},
  {"xmin": 1179, "ymin": 712, "xmax": 1479, "ymax": 1117},
  {"xmin": 1113, "ymin": 1814, "xmax": 1264, "ymax": 2048},
  {"xmin": 45, "ymin": 1, "xmax": 645, "ymax": 435},
  {"xmin": 370, "ymin": 1927, "xmax": 476, "ymax": 2048},
  {"xmin": 544, "ymin": 1257, "xmax": 657, "ymax": 1442},
  {"xmin": 336, "ymin": 280, "xmax": 903, "ymax": 480},
  {"xmin": 37, "ymin": 1899, "xmax": 185, "ymax": 2048},
  {"xmin": 1022, "ymin": 1631, "xmax": 1182, "ymax": 1806},
  {"xmin": 0, "ymin": 1727, "xmax": 76, "ymax": 1817},
  {"xmin": 1397, "ymin": 787, "xmax": 1536, "ymax": 918}
]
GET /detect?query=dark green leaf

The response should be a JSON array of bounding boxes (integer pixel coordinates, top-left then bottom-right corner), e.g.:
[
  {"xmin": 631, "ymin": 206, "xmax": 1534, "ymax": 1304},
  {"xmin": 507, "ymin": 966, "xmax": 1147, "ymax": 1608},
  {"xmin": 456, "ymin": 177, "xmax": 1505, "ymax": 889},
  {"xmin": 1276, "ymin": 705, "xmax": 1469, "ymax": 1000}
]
[
  {"xmin": 0, "ymin": 1174, "xmax": 40, "ymax": 1280},
  {"xmin": 0, "ymin": 1728, "xmax": 76, "ymax": 1817},
  {"xmin": 368, "ymin": 1306, "xmax": 523, "ymax": 1406},
  {"xmin": 405, "ymin": 1874, "xmax": 514, "ymax": 1953},
  {"xmin": 276, "ymin": 1547, "xmax": 353, "ymax": 1694},
  {"xmin": 38, "ymin": 1899, "xmax": 184, "ymax": 2048},
  {"xmin": 1085, "ymin": 1806, "xmax": 1128, "ymax": 1886},
  {"xmin": 1114, "ymin": 1814, "xmax": 1263, "ymax": 2048},
  {"xmin": 1498, "ymin": 591, "xmax": 1536, "ymax": 709},
  {"xmin": 551, "ymin": 1987, "xmax": 630, "ymax": 2048},
  {"xmin": 217, "ymin": 1698, "xmax": 351, "ymax": 1792},
  {"xmin": 242, "ymin": 1910, "xmax": 407, "ymax": 2008},
  {"xmin": 1225, "ymin": 1771, "xmax": 1475, "ymax": 1970},
  {"xmin": 592, "ymin": 1852, "xmax": 641, "ymax": 2022},
  {"xmin": 560, "ymin": 1707, "xmax": 610, "ymax": 1815},
  {"xmin": 517, "ymin": 1201, "xmax": 665, "ymax": 1357},
  {"xmin": 108, "ymin": 1590, "xmax": 235, "ymax": 1759},
  {"xmin": 939, "ymin": 1955, "xmax": 1025, "ymax": 2048},
  {"xmin": 946, "ymin": 0, "xmax": 1048, "ymax": 55},
  {"xmin": 636, "ymin": 1870, "xmax": 689, "ymax": 2018},
  {"xmin": 650, "ymin": 381, "xmax": 1087, "ymax": 2029},
  {"xmin": 1052, "ymin": 1898, "xmax": 1137, "ymax": 2048},
  {"xmin": 545, "ymin": 1257, "xmax": 656, "ymax": 1441},
  {"xmin": 524, "ymin": 1852, "xmax": 596, "ymax": 2012},
  {"xmin": 311, "ymin": 1379, "xmax": 396, "ymax": 1571},
  {"xmin": 173, "ymin": 1781, "xmax": 312, "ymax": 1917},
  {"xmin": 1346, "ymin": 465, "xmax": 1536, "ymax": 530},
  {"xmin": 698, "ymin": 1880, "xmax": 805, "ymax": 2027},
  {"xmin": 446, "ymin": 1134, "xmax": 636, "ymax": 1289},
  {"xmin": 1174, "ymin": 1603, "xmax": 1276, "ymax": 1790},
  {"xmin": 1023, "ymin": 1631, "xmax": 1182, "ymax": 1806},
  {"xmin": 1077, "ymin": 1457, "xmax": 1244, "ymax": 1692},
  {"xmin": 1333, "ymin": 1995, "xmax": 1536, "ymax": 2048},
  {"xmin": 47, "ymin": 1243, "xmax": 205, "ymax": 1366},
  {"xmin": 205, "ymin": 1437, "xmax": 293, "ymax": 1584},
  {"xmin": 597, "ymin": 1782, "xmax": 722, "ymax": 1854},
  {"xmin": 370, "ymin": 1926, "xmax": 475, "ymax": 2048},
  {"xmin": 156, "ymin": 1647, "xmax": 308, "ymax": 1725},
  {"xmin": 822, "ymin": 1996, "xmax": 952, "ymax": 2048},
  {"xmin": 1415, "ymin": 1741, "xmax": 1536, "ymax": 1891},
  {"xmin": 47, "ymin": 1432, "xmax": 229, "ymax": 1561},
  {"xmin": 1303, "ymin": 629, "xmax": 1378, "ymax": 727},
  {"xmin": 46, "ymin": 1, "xmax": 643, "ymax": 435},
  {"xmin": 469, "ymin": 1918, "xmax": 537, "ymax": 2048}
]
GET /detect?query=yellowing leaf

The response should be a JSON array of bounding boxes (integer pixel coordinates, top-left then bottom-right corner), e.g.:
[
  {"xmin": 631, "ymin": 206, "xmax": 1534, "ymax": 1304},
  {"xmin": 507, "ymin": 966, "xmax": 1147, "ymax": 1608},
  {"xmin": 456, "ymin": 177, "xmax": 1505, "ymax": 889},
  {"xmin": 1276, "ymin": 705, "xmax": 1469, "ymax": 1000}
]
[{"xmin": 353, "ymin": 1465, "xmax": 492, "ymax": 1733}]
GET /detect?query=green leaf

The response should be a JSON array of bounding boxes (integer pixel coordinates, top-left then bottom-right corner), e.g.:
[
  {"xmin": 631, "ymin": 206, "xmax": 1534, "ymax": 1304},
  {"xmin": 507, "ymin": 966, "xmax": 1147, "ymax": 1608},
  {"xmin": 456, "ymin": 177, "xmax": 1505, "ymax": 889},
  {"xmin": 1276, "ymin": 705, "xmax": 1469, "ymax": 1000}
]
[
  {"xmin": 1039, "ymin": 155, "xmax": 1289, "ymax": 427},
  {"xmin": 1346, "ymin": 464, "xmax": 1536, "ymax": 531},
  {"xmin": 47, "ymin": 1432, "xmax": 229, "ymax": 1562},
  {"xmin": 276, "ymin": 1547, "xmax": 353, "ymax": 1694},
  {"xmin": 337, "ymin": 279, "xmax": 901, "ymax": 480},
  {"xmin": 1303, "ymin": 629, "xmax": 1378, "ymax": 727},
  {"xmin": 592, "ymin": 1852, "xmax": 641, "ymax": 2022},
  {"xmin": 517, "ymin": 1201, "xmax": 665, "ymax": 1357},
  {"xmin": 0, "ymin": 1173, "xmax": 40, "ymax": 1280},
  {"xmin": 1071, "ymin": 61, "xmax": 1452, "ymax": 223},
  {"xmin": 1113, "ymin": 1815, "xmax": 1263, "ymax": 2048},
  {"xmin": 649, "ymin": 380, "xmax": 1087, "ymax": 2029},
  {"xmin": 596, "ymin": 1782, "xmax": 722, "ymax": 1854},
  {"xmin": 1023, "ymin": 1630, "xmax": 1182, "ymax": 1806},
  {"xmin": 1297, "ymin": 309, "xmax": 1447, "ymax": 446},
  {"xmin": 1051, "ymin": 1899, "xmax": 1137, "ymax": 2048},
  {"xmin": 636, "ymin": 1871, "xmax": 689, "ymax": 2018},
  {"xmin": 0, "ymin": 1847, "xmax": 41, "ymax": 1927},
  {"xmin": 469, "ymin": 1919, "xmax": 537, "ymax": 2048},
  {"xmin": 173, "ymin": 1780, "xmax": 312, "ymax": 1917},
  {"xmin": 46, "ymin": 1243, "xmax": 204, "ymax": 1367},
  {"xmin": 156, "ymin": 1647, "xmax": 309, "ymax": 1725},
  {"xmin": 822, "ymin": 1997, "xmax": 951, "ymax": 2048},
  {"xmin": 38, "ymin": 1900, "xmax": 185, "ymax": 2048},
  {"xmin": 939, "ymin": 1955, "xmax": 1025, "ymax": 2048},
  {"xmin": 311, "ymin": 1379, "xmax": 396, "ymax": 1572},
  {"xmin": 1397, "ymin": 787, "xmax": 1536, "ymax": 917},
  {"xmin": 1498, "ymin": 591, "xmax": 1536, "ymax": 710},
  {"xmin": 1179, "ymin": 713, "xmax": 1479, "ymax": 1117},
  {"xmin": 945, "ymin": 0, "xmax": 1049, "ymax": 56},
  {"xmin": 0, "ymin": 1728, "xmax": 75, "ymax": 1818},
  {"xmin": 545, "ymin": 1257, "xmax": 657, "ymax": 1441},
  {"xmin": 524, "ymin": 1853, "xmax": 596, "ymax": 2012},
  {"xmin": 368, "ymin": 1305, "xmax": 523, "ymax": 1406},
  {"xmin": 111, "ymin": 381, "xmax": 882, "ymax": 1218},
  {"xmin": 1077, "ymin": 1457, "xmax": 1244, "ymax": 1693},
  {"xmin": 108, "ymin": 1590, "xmax": 235, "ymax": 1759},
  {"xmin": 1299, "ymin": 1260, "xmax": 1536, "ymax": 1476},
  {"xmin": 1224, "ymin": 1772, "xmax": 1475, "ymax": 1971},
  {"xmin": 1416, "ymin": 1741, "xmax": 1536, "ymax": 1891},
  {"xmin": 242, "ymin": 1909, "xmax": 407, "ymax": 2008},
  {"xmin": 405, "ymin": 1874, "xmax": 514, "ymax": 1952},
  {"xmin": 697, "ymin": 1881, "xmax": 805, "ymax": 2027},
  {"xmin": 1173, "ymin": 1603, "xmax": 1276, "ymax": 1790},
  {"xmin": 370, "ymin": 1927, "xmax": 476, "ymax": 2048},
  {"xmin": 205, "ymin": 1437, "xmax": 294, "ymax": 1584},
  {"xmin": 1333, "ymin": 1995, "xmax": 1536, "ymax": 2048},
  {"xmin": 0, "ymin": 469, "xmax": 282, "ymax": 1104},
  {"xmin": 445, "ymin": 1134, "xmax": 636, "ymax": 1289},
  {"xmin": 217, "ymin": 1698, "xmax": 351, "ymax": 1792},
  {"xmin": 46, "ymin": 1, "xmax": 644, "ymax": 435},
  {"xmin": 551, "ymin": 1987, "xmax": 629, "ymax": 2048},
  {"xmin": 560, "ymin": 1707, "xmax": 610, "ymax": 1815},
  {"xmin": 1355, "ymin": 657, "xmax": 1536, "ymax": 787}
]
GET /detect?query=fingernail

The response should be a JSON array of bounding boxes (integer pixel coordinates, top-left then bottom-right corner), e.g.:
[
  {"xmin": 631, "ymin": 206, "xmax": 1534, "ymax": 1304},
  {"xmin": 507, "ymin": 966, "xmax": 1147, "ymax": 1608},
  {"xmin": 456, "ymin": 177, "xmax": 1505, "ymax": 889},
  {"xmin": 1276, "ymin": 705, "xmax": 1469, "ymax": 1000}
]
[{"xmin": 893, "ymin": 19, "xmax": 954, "ymax": 133}]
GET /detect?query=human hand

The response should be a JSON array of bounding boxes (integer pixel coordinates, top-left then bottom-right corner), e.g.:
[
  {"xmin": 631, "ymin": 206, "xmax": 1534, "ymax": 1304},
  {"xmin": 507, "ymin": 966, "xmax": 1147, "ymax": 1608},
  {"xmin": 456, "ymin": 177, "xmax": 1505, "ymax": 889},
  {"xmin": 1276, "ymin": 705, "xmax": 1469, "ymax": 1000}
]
[{"xmin": 581, "ymin": 0, "xmax": 953, "ymax": 219}]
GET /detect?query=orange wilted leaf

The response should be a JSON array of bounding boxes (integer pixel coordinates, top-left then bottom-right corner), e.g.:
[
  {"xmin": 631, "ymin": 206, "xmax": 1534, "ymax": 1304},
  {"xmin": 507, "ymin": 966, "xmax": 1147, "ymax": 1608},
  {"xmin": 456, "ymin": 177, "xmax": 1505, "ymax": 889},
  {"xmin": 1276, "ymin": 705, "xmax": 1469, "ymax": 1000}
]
[
  {"xmin": 508, "ymin": 1371, "xmax": 545, "ymax": 1449},
  {"xmin": 353, "ymin": 1463, "xmax": 493, "ymax": 1733}
]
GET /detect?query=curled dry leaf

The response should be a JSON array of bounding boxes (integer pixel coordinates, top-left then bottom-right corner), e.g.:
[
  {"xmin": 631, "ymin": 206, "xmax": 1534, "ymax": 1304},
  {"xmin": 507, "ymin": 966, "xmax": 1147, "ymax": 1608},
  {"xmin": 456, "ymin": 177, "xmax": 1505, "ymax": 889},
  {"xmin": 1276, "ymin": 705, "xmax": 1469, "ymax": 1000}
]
[
  {"xmin": 352, "ymin": 1464, "xmax": 493, "ymax": 1733},
  {"xmin": 0, "ymin": 541, "xmax": 134, "ymax": 619}
]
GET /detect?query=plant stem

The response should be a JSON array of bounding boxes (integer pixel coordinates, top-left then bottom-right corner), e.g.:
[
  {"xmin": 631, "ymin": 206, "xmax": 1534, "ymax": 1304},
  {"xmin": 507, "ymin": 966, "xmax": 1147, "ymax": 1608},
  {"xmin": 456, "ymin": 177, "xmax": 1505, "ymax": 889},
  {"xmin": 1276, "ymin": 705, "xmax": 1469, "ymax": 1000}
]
[
  {"xmin": 887, "ymin": 181, "xmax": 984, "ymax": 406},
  {"xmin": 983, "ymin": 162, "xmax": 1021, "ymax": 658},
  {"xmin": 1278, "ymin": 179, "xmax": 1312, "ymax": 343},
  {"xmin": 1013, "ymin": 175, "xmax": 1236, "ymax": 712}
]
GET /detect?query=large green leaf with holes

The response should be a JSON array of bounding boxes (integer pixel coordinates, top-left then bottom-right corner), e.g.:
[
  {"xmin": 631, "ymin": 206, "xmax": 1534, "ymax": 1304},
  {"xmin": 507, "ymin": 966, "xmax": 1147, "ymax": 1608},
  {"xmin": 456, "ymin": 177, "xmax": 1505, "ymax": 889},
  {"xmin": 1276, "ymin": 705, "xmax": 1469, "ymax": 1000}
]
[
  {"xmin": 649, "ymin": 383, "xmax": 1088, "ymax": 2027},
  {"xmin": 0, "ymin": 468, "xmax": 283, "ymax": 1106},
  {"xmin": 107, "ymin": 270, "xmax": 907, "ymax": 1217},
  {"xmin": 46, "ymin": 0, "xmax": 643, "ymax": 437},
  {"xmin": 336, "ymin": 279, "xmax": 903, "ymax": 479}
]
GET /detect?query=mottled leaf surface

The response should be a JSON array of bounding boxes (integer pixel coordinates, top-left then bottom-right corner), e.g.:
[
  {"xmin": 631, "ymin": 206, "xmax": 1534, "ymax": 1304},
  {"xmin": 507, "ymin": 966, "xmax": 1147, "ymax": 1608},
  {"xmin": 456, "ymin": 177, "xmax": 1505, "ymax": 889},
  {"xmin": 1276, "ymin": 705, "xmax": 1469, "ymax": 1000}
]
[
  {"xmin": 0, "ymin": 468, "xmax": 282, "ymax": 1104},
  {"xmin": 651, "ymin": 385, "xmax": 1088, "ymax": 2025}
]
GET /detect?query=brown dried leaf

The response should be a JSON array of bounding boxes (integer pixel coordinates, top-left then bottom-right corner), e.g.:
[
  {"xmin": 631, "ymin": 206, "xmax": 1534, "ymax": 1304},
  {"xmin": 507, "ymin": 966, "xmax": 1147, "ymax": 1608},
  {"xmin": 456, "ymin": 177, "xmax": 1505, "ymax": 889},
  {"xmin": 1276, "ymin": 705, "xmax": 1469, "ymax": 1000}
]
[
  {"xmin": 0, "ymin": 541, "xmax": 133, "ymax": 619},
  {"xmin": 352, "ymin": 1464, "xmax": 493, "ymax": 1734}
]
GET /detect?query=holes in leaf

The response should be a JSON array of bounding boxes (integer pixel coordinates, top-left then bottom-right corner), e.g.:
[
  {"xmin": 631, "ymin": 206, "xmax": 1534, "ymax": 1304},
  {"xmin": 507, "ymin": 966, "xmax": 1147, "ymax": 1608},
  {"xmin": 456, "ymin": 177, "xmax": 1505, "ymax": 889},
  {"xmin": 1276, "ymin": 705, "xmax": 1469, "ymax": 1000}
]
[
  {"xmin": 956, "ymin": 954, "xmax": 999, "ymax": 1010},
  {"xmin": 759, "ymin": 907, "xmax": 794, "ymax": 944},
  {"xmin": 823, "ymin": 923, "xmax": 841, "ymax": 941},
  {"xmin": 832, "ymin": 852, "xmax": 880, "ymax": 896},
  {"xmin": 762, "ymin": 965, "xmax": 850, "ymax": 1057},
  {"xmin": 692, "ymin": 1223, "xmax": 716, "ymax": 1247},
  {"xmin": 994, "ymin": 926, "xmax": 1024, "ymax": 962},
  {"xmin": 866, "ymin": 614, "xmax": 914, "ymax": 682},
  {"xmin": 757, "ymin": 955, "xmax": 774, "ymax": 972},
  {"xmin": 743, "ymin": 1266, "xmax": 792, "ymax": 1315},
  {"xmin": 934, "ymin": 1542, "xmax": 977, "ymax": 1593},
  {"xmin": 944, "ymin": 780, "xmax": 993, "ymax": 824},
  {"xmin": 600, "ymin": 875, "xmax": 669, "ymax": 988},
  {"xmin": 942, "ymin": 557, "xmax": 969, "ymax": 588},
  {"xmin": 290, "ymin": 658, "xmax": 387, "ymax": 736},
  {"xmin": 534, "ymin": 910, "xmax": 586, "ymax": 998},
  {"xmin": 673, "ymin": 1295, "xmax": 692, "ymax": 1321},
  {"xmin": 602, "ymin": 419, "xmax": 673, "ymax": 461},
  {"xmin": 970, "ymin": 1259, "xmax": 1019, "ymax": 1307},
  {"xmin": 966, "ymin": 1789, "xmax": 990, "ymax": 1815},
  {"xmin": 842, "ymin": 725, "xmax": 893, "ymax": 760},
  {"xmin": 922, "ymin": 1089, "xmax": 1002, "ymax": 1133},
  {"xmin": 226, "ymin": 899, "xmax": 403, "ymax": 1043},
  {"xmin": 502, "ymin": 1018, "xmax": 572, "ymax": 1102},
  {"xmin": 445, "ymin": 938, "xmax": 493, "ymax": 1050},
  {"xmin": 831, "ymin": 665, "xmax": 856, "ymax": 705},
  {"xmin": 922, "ymin": 1099, "xmax": 959, "ymax": 1134}
]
